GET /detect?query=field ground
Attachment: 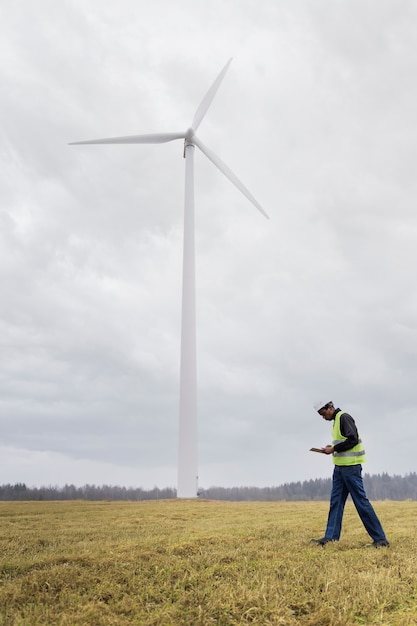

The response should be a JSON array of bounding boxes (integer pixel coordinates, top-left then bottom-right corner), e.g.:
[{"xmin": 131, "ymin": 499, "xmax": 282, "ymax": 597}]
[{"xmin": 0, "ymin": 499, "xmax": 416, "ymax": 625}]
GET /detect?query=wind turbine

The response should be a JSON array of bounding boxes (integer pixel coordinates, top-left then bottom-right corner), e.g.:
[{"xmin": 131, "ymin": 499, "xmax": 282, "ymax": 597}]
[{"xmin": 70, "ymin": 59, "xmax": 269, "ymax": 498}]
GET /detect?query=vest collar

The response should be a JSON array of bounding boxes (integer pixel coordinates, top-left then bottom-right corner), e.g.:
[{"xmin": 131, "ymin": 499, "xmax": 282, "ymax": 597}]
[{"xmin": 330, "ymin": 407, "xmax": 342, "ymax": 420}]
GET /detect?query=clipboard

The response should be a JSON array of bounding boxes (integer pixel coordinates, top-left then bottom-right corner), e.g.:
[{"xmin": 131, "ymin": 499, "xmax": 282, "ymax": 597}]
[{"xmin": 310, "ymin": 447, "xmax": 326, "ymax": 454}]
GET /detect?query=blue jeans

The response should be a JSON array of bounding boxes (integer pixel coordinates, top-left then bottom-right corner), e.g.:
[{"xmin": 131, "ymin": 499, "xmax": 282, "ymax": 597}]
[{"xmin": 325, "ymin": 465, "xmax": 387, "ymax": 542}]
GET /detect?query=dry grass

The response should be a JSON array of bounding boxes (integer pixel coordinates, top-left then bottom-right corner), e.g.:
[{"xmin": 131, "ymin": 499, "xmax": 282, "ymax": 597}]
[{"xmin": 0, "ymin": 499, "xmax": 416, "ymax": 625}]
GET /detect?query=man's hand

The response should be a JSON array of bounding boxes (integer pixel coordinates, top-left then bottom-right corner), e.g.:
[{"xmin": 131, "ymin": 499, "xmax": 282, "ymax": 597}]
[{"xmin": 323, "ymin": 445, "xmax": 334, "ymax": 455}]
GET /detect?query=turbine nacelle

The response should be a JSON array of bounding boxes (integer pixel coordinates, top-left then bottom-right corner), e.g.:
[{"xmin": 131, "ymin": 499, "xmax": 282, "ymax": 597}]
[
  {"xmin": 185, "ymin": 128, "xmax": 195, "ymax": 145},
  {"xmin": 184, "ymin": 128, "xmax": 196, "ymax": 157}
]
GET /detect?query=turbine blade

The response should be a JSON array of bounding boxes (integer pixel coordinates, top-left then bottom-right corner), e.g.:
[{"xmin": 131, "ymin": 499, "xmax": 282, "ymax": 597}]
[
  {"xmin": 194, "ymin": 136, "xmax": 269, "ymax": 219},
  {"xmin": 69, "ymin": 132, "xmax": 185, "ymax": 145},
  {"xmin": 192, "ymin": 58, "xmax": 233, "ymax": 132}
]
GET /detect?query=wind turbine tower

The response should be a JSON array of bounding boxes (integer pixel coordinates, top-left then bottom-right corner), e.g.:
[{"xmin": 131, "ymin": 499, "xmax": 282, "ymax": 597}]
[{"xmin": 70, "ymin": 59, "xmax": 268, "ymax": 498}]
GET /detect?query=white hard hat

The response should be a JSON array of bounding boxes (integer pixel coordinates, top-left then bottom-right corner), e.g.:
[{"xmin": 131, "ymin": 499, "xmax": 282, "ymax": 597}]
[{"xmin": 314, "ymin": 400, "xmax": 332, "ymax": 412}]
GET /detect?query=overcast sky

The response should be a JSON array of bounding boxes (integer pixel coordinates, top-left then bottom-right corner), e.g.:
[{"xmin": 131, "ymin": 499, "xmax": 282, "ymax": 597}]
[{"xmin": 1, "ymin": 0, "xmax": 417, "ymax": 490}]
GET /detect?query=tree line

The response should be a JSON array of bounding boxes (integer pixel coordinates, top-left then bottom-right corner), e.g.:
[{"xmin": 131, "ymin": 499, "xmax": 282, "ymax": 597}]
[
  {"xmin": 1, "ymin": 472, "xmax": 417, "ymax": 501},
  {"xmin": 200, "ymin": 472, "xmax": 417, "ymax": 501},
  {"xmin": 0, "ymin": 483, "xmax": 175, "ymax": 501}
]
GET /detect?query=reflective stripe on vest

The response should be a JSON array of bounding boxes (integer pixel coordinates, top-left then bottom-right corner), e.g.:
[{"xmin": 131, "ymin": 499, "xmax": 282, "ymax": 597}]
[{"xmin": 331, "ymin": 411, "xmax": 366, "ymax": 465}]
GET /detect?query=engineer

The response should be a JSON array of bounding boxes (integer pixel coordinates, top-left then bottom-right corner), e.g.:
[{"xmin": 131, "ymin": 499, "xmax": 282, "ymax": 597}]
[{"xmin": 311, "ymin": 400, "xmax": 389, "ymax": 547}]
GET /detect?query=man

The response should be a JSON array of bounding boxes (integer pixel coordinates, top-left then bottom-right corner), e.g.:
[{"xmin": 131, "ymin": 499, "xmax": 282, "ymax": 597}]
[{"xmin": 311, "ymin": 400, "xmax": 389, "ymax": 547}]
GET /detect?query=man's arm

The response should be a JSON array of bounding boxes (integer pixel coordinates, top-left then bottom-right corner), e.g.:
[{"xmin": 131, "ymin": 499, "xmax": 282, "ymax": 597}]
[{"xmin": 334, "ymin": 412, "xmax": 359, "ymax": 452}]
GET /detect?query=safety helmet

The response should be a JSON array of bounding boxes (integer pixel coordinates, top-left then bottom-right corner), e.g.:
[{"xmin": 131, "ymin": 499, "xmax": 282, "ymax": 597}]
[{"xmin": 313, "ymin": 400, "xmax": 332, "ymax": 412}]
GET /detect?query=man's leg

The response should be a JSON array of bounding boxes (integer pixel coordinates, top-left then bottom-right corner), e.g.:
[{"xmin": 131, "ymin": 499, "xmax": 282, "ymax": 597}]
[
  {"xmin": 344, "ymin": 465, "xmax": 387, "ymax": 542},
  {"xmin": 324, "ymin": 465, "xmax": 349, "ymax": 540}
]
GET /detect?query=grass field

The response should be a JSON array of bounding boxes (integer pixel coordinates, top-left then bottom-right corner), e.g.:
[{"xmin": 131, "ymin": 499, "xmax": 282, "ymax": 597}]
[{"xmin": 0, "ymin": 499, "xmax": 416, "ymax": 625}]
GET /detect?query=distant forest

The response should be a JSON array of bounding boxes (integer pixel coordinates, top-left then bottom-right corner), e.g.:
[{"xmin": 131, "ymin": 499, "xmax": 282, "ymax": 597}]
[{"xmin": 1, "ymin": 472, "xmax": 417, "ymax": 501}]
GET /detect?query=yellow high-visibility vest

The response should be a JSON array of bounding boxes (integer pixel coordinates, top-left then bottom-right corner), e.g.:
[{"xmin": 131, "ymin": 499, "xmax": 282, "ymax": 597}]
[{"xmin": 332, "ymin": 410, "xmax": 366, "ymax": 465}]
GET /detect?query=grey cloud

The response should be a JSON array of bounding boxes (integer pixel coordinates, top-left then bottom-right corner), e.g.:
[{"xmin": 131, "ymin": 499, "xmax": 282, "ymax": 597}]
[{"xmin": 1, "ymin": 0, "xmax": 417, "ymax": 489}]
